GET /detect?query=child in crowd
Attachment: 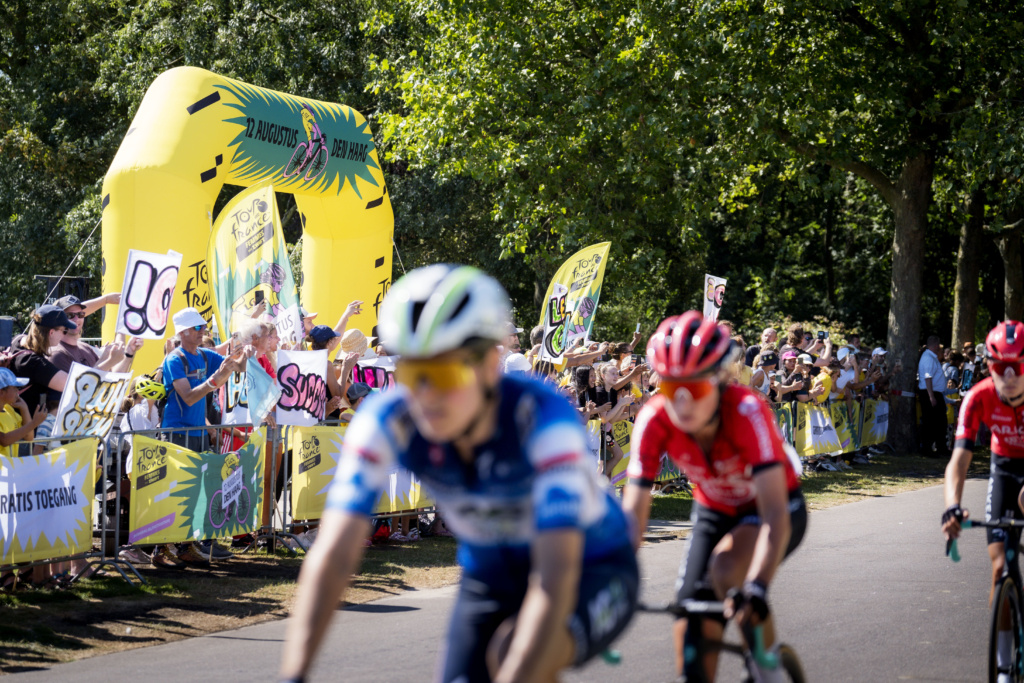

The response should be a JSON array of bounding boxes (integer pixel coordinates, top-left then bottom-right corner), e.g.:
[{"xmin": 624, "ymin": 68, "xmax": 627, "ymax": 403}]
[{"xmin": 0, "ymin": 368, "xmax": 47, "ymax": 456}]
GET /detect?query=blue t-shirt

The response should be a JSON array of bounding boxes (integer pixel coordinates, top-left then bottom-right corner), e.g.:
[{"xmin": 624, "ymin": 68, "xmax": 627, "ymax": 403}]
[
  {"xmin": 326, "ymin": 374, "xmax": 631, "ymax": 583},
  {"xmin": 161, "ymin": 347, "xmax": 224, "ymax": 433}
]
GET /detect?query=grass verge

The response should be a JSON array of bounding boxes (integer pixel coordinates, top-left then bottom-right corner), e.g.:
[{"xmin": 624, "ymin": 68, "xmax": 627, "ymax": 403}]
[{"xmin": 0, "ymin": 450, "xmax": 988, "ymax": 674}]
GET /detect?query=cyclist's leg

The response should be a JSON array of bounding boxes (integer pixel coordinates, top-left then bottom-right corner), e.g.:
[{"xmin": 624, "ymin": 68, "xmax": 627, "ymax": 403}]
[
  {"xmin": 674, "ymin": 503, "xmax": 734, "ymax": 682},
  {"xmin": 487, "ymin": 618, "xmax": 574, "ymax": 683},
  {"xmin": 438, "ymin": 576, "xmax": 518, "ymax": 683},
  {"xmin": 985, "ymin": 461, "xmax": 1023, "ymax": 679}
]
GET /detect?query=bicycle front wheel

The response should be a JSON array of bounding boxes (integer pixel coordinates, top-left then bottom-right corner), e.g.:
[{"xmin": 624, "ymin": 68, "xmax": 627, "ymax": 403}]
[
  {"xmin": 778, "ymin": 643, "xmax": 806, "ymax": 683},
  {"xmin": 989, "ymin": 576, "xmax": 1024, "ymax": 683}
]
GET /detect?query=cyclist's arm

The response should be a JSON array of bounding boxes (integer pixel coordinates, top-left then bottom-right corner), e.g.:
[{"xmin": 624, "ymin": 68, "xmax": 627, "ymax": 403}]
[
  {"xmin": 494, "ymin": 529, "xmax": 583, "ymax": 683},
  {"xmin": 622, "ymin": 483, "xmax": 652, "ymax": 550},
  {"xmin": 944, "ymin": 445, "xmax": 974, "ymax": 511},
  {"xmin": 746, "ymin": 464, "xmax": 792, "ymax": 587},
  {"xmin": 279, "ymin": 509, "xmax": 371, "ymax": 680}
]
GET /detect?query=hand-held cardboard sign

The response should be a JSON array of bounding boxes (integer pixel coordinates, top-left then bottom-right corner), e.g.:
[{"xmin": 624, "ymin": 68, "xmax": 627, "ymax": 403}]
[
  {"xmin": 51, "ymin": 362, "xmax": 133, "ymax": 439},
  {"xmin": 276, "ymin": 349, "xmax": 328, "ymax": 426},
  {"xmin": 116, "ymin": 250, "xmax": 183, "ymax": 339},
  {"xmin": 703, "ymin": 274, "xmax": 727, "ymax": 321}
]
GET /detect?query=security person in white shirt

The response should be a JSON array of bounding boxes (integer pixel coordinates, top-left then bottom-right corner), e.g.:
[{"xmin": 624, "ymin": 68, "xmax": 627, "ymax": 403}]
[{"xmin": 918, "ymin": 335, "xmax": 949, "ymax": 458}]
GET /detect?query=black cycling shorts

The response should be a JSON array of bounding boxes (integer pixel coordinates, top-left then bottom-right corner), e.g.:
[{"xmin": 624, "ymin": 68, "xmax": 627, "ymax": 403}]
[
  {"xmin": 438, "ymin": 543, "xmax": 638, "ymax": 682},
  {"xmin": 675, "ymin": 490, "xmax": 807, "ymax": 610},
  {"xmin": 986, "ymin": 456, "xmax": 1024, "ymax": 545}
]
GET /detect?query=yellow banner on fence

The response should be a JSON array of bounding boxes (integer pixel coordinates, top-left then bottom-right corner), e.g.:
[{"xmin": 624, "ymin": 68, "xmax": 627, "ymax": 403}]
[
  {"xmin": 290, "ymin": 425, "xmax": 434, "ymax": 518},
  {"xmin": 291, "ymin": 425, "xmax": 346, "ymax": 520},
  {"xmin": 860, "ymin": 399, "xmax": 889, "ymax": 447},
  {"xmin": 794, "ymin": 402, "xmax": 841, "ymax": 457},
  {"xmin": 830, "ymin": 402, "xmax": 856, "ymax": 453},
  {"xmin": 608, "ymin": 420, "xmax": 633, "ymax": 486},
  {"xmin": 129, "ymin": 430, "xmax": 266, "ymax": 544},
  {"xmin": 1, "ymin": 439, "xmax": 97, "ymax": 565}
]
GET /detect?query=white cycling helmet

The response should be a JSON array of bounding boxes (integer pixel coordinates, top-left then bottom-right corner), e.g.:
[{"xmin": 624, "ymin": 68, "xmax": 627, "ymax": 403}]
[{"xmin": 378, "ymin": 264, "xmax": 512, "ymax": 358}]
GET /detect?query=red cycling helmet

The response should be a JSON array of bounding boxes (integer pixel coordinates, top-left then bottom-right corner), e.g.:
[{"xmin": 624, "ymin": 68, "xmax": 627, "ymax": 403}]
[
  {"xmin": 986, "ymin": 320, "xmax": 1024, "ymax": 362},
  {"xmin": 646, "ymin": 311, "xmax": 735, "ymax": 380}
]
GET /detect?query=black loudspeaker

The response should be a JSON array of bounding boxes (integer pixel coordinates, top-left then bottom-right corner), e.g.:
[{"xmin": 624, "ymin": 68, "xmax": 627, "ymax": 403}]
[{"xmin": 0, "ymin": 317, "xmax": 13, "ymax": 349}]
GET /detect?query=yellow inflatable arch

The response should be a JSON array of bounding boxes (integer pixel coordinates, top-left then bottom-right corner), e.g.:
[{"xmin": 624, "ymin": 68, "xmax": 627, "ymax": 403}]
[{"xmin": 101, "ymin": 67, "xmax": 394, "ymax": 373}]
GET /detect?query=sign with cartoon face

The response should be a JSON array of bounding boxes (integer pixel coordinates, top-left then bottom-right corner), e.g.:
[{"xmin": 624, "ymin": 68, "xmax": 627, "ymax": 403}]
[{"xmin": 703, "ymin": 274, "xmax": 727, "ymax": 321}]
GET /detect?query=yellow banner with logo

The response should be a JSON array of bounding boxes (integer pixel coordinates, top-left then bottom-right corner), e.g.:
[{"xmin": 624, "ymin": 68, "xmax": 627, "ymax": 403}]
[
  {"xmin": 537, "ymin": 242, "xmax": 611, "ymax": 364},
  {"xmin": 208, "ymin": 182, "xmax": 301, "ymax": 338},
  {"xmin": 1, "ymin": 439, "xmax": 97, "ymax": 565},
  {"xmin": 291, "ymin": 425, "xmax": 346, "ymax": 520},
  {"xmin": 793, "ymin": 402, "xmax": 841, "ymax": 457},
  {"xmin": 860, "ymin": 399, "xmax": 889, "ymax": 447},
  {"xmin": 290, "ymin": 425, "xmax": 434, "ymax": 518},
  {"xmin": 830, "ymin": 401, "xmax": 856, "ymax": 453},
  {"xmin": 128, "ymin": 430, "xmax": 266, "ymax": 544}
]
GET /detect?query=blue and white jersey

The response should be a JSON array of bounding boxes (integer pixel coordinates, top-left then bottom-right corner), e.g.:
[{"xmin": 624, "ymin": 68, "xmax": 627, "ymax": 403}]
[{"xmin": 326, "ymin": 374, "xmax": 631, "ymax": 582}]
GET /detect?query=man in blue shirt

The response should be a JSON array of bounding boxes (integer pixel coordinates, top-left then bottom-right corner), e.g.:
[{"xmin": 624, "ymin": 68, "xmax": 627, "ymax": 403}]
[{"xmin": 162, "ymin": 308, "xmax": 245, "ymax": 451}]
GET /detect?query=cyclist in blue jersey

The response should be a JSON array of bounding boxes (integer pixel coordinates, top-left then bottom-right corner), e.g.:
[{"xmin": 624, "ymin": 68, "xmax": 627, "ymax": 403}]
[{"xmin": 279, "ymin": 265, "xmax": 637, "ymax": 683}]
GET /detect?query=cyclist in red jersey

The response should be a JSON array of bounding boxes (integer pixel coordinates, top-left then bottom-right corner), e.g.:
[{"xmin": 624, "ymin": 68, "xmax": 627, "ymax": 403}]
[
  {"xmin": 622, "ymin": 311, "xmax": 806, "ymax": 683},
  {"xmin": 943, "ymin": 320, "xmax": 1024, "ymax": 683}
]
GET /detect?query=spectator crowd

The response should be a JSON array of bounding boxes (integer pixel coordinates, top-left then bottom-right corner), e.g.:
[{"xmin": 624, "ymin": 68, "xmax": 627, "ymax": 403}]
[{"xmin": 0, "ymin": 292, "xmax": 988, "ymax": 591}]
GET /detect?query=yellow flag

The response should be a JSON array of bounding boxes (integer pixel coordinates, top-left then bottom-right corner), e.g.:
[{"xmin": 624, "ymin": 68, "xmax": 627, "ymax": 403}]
[
  {"xmin": 538, "ymin": 242, "xmax": 611, "ymax": 363},
  {"xmin": 207, "ymin": 182, "xmax": 300, "ymax": 337}
]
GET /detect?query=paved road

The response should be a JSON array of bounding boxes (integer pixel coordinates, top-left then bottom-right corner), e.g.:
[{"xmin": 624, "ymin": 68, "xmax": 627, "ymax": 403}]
[{"xmin": 10, "ymin": 481, "xmax": 993, "ymax": 682}]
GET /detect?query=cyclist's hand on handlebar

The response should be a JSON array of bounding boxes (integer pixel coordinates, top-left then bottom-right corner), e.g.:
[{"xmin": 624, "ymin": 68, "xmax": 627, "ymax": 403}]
[
  {"xmin": 725, "ymin": 580, "xmax": 770, "ymax": 627},
  {"xmin": 941, "ymin": 503, "xmax": 968, "ymax": 540}
]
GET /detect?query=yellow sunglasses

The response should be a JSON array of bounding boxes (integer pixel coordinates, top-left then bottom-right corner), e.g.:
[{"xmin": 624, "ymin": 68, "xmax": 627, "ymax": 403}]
[{"xmin": 394, "ymin": 358, "xmax": 477, "ymax": 391}]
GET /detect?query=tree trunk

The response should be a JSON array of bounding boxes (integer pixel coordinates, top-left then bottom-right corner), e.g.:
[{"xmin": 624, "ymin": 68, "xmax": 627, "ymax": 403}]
[
  {"xmin": 951, "ymin": 189, "xmax": 984, "ymax": 349},
  {"xmin": 996, "ymin": 227, "xmax": 1024, "ymax": 321},
  {"xmin": 886, "ymin": 152, "xmax": 934, "ymax": 454}
]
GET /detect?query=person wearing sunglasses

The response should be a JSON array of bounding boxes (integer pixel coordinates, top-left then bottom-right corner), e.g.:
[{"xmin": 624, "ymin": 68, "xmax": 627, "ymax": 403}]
[
  {"xmin": 280, "ymin": 265, "xmax": 637, "ymax": 683},
  {"xmin": 622, "ymin": 311, "xmax": 806, "ymax": 683},
  {"xmin": 47, "ymin": 295, "xmax": 142, "ymax": 374},
  {"xmin": 942, "ymin": 321, "xmax": 1024, "ymax": 680}
]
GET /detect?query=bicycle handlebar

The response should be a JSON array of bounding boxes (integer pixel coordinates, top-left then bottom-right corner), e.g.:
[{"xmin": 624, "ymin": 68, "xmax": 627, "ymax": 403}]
[
  {"xmin": 946, "ymin": 518, "xmax": 1024, "ymax": 563},
  {"xmin": 637, "ymin": 600, "xmax": 780, "ymax": 670}
]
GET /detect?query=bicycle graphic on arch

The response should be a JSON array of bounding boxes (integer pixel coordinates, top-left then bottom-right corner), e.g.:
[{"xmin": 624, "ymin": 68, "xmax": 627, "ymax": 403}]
[{"xmin": 284, "ymin": 104, "xmax": 330, "ymax": 182}]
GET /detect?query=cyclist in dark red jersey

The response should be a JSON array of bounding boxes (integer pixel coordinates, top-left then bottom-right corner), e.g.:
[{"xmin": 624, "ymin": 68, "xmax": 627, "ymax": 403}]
[
  {"xmin": 943, "ymin": 321, "xmax": 1024, "ymax": 683},
  {"xmin": 622, "ymin": 311, "xmax": 806, "ymax": 683}
]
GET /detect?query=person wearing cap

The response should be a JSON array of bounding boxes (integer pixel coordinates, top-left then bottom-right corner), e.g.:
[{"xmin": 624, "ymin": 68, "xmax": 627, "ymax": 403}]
[
  {"xmin": 0, "ymin": 368, "xmax": 47, "ymax": 458},
  {"xmin": 6, "ymin": 305, "xmax": 78, "ymax": 412},
  {"xmin": 297, "ymin": 300, "xmax": 363, "ymax": 352},
  {"xmin": 750, "ymin": 346, "xmax": 779, "ymax": 398},
  {"xmin": 338, "ymin": 382, "xmax": 371, "ymax": 424},
  {"xmin": 309, "ymin": 325, "xmax": 359, "ymax": 403},
  {"xmin": 48, "ymin": 294, "xmax": 143, "ymax": 374},
  {"xmin": 789, "ymin": 353, "xmax": 823, "ymax": 402},
  {"xmin": 499, "ymin": 321, "xmax": 524, "ymax": 370},
  {"xmin": 161, "ymin": 308, "xmax": 247, "ymax": 452}
]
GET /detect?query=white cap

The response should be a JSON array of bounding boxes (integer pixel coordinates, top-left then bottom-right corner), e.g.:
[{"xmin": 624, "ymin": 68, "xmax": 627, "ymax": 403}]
[
  {"xmin": 504, "ymin": 353, "xmax": 532, "ymax": 373},
  {"xmin": 872, "ymin": 347, "xmax": 887, "ymax": 356},
  {"xmin": 505, "ymin": 321, "xmax": 524, "ymax": 335},
  {"xmin": 173, "ymin": 307, "xmax": 208, "ymax": 334},
  {"xmin": 837, "ymin": 346, "xmax": 852, "ymax": 361},
  {"xmin": 797, "ymin": 353, "xmax": 813, "ymax": 364}
]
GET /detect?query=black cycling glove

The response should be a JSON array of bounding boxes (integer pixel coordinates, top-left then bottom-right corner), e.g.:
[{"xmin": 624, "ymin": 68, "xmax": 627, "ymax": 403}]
[
  {"xmin": 728, "ymin": 579, "xmax": 770, "ymax": 621},
  {"xmin": 941, "ymin": 503, "xmax": 964, "ymax": 527}
]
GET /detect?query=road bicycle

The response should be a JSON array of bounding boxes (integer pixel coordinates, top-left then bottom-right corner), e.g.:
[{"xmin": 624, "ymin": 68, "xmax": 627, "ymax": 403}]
[
  {"xmin": 948, "ymin": 518, "xmax": 1024, "ymax": 682},
  {"xmin": 603, "ymin": 599, "xmax": 806, "ymax": 681}
]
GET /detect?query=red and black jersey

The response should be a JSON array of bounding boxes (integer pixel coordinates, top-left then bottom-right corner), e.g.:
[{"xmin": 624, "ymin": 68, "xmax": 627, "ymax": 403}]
[
  {"xmin": 955, "ymin": 377, "xmax": 1024, "ymax": 458},
  {"xmin": 627, "ymin": 384, "xmax": 801, "ymax": 515}
]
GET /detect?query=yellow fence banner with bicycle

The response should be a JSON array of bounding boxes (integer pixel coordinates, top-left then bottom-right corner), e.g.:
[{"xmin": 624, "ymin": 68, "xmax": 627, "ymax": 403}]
[
  {"xmin": 793, "ymin": 403, "xmax": 841, "ymax": 457},
  {"xmin": 0, "ymin": 438, "xmax": 97, "ymax": 565},
  {"xmin": 128, "ymin": 430, "xmax": 266, "ymax": 544}
]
